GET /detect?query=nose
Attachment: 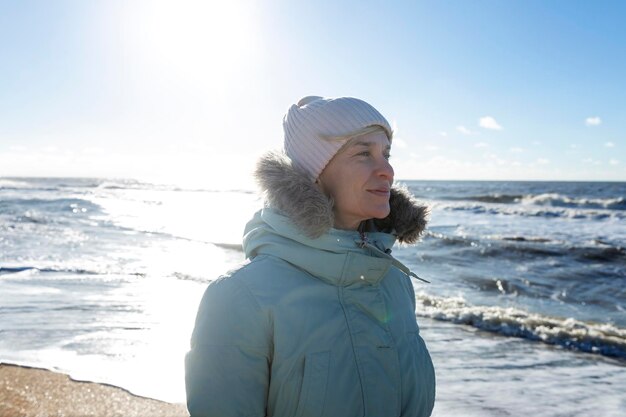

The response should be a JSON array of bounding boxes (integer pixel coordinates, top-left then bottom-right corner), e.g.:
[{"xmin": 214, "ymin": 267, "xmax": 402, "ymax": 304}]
[{"xmin": 376, "ymin": 157, "xmax": 394, "ymax": 183}]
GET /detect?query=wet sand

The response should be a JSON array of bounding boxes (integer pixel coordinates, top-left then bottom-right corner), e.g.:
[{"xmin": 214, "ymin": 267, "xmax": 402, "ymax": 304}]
[{"xmin": 0, "ymin": 363, "xmax": 188, "ymax": 417}]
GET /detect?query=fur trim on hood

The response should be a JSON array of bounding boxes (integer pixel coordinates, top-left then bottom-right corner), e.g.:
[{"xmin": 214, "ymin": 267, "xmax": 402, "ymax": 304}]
[{"xmin": 255, "ymin": 152, "xmax": 428, "ymax": 244}]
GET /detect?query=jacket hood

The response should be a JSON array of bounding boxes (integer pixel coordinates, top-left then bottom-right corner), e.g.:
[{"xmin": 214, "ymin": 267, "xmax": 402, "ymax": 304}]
[{"xmin": 254, "ymin": 151, "xmax": 428, "ymax": 243}]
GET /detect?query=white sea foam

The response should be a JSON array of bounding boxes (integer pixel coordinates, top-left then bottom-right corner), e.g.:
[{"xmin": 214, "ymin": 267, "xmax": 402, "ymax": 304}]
[
  {"xmin": 0, "ymin": 179, "xmax": 31, "ymax": 188},
  {"xmin": 414, "ymin": 292, "xmax": 626, "ymax": 359},
  {"xmin": 521, "ymin": 193, "xmax": 626, "ymax": 210},
  {"xmin": 437, "ymin": 200, "xmax": 625, "ymax": 220}
]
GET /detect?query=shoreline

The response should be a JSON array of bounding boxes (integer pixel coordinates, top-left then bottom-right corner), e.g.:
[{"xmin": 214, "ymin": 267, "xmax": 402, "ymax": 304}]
[{"xmin": 0, "ymin": 362, "xmax": 188, "ymax": 417}]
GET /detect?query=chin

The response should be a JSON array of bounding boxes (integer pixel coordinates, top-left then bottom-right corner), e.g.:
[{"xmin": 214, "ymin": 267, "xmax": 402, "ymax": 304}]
[{"xmin": 369, "ymin": 205, "xmax": 391, "ymax": 220}]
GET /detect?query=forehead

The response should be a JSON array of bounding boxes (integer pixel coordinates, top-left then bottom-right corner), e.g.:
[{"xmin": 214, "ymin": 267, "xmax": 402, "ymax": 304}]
[{"xmin": 347, "ymin": 130, "xmax": 391, "ymax": 148}]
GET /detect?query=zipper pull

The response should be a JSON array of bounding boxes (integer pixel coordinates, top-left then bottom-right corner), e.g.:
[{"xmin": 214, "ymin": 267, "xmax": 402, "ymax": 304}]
[{"xmin": 358, "ymin": 230, "xmax": 368, "ymax": 248}]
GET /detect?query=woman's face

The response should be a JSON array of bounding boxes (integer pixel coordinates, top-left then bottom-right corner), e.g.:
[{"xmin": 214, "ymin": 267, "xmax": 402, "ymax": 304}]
[{"xmin": 318, "ymin": 129, "xmax": 394, "ymax": 230}]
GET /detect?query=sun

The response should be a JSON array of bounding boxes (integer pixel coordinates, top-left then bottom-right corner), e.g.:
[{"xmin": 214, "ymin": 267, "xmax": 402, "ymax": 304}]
[{"xmin": 121, "ymin": 0, "xmax": 260, "ymax": 91}]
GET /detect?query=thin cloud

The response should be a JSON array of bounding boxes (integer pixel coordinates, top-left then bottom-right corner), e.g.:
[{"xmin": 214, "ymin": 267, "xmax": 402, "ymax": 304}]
[
  {"xmin": 536, "ymin": 158, "xmax": 550, "ymax": 165},
  {"xmin": 509, "ymin": 147, "xmax": 524, "ymax": 153},
  {"xmin": 457, "ymin": 125, "xmax": 474, "ymax": 135},
  {"xmin": 585, "ymin": 116, "xmax": 602, "ymax": 126},
  {"xmin": 474, "ymin": 142, "xmax": 489, "ymax": 148},
  {"xmin": 605, "ymin": 142, "xmax": 615, "ymax": 148},
  {"xmin": 484, "ymin": 153, "xmax": 507, "ymax": 165},
  {"xmin": 609, "ymin": 159, "xmax": 620, "ymax": 165},
  {"xmin": 582, "ymin": 158, "xmax": 601, "ymax": 166},
  {"xmin": 393, "ymin": 137, "xmax": 408, "ymax": 149},
  {"xmin": 479, "ymin": 116, "xmax": 502, "ymax": 130},
  {"xmin": 438, "ymin": 131, "xmax": 448, "ymax": 137}
]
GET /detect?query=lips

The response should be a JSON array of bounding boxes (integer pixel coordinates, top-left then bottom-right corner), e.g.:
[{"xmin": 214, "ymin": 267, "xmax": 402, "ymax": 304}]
[{"xmin": 367, "ymin": 187, "xmax": 391, "ymax": 197}]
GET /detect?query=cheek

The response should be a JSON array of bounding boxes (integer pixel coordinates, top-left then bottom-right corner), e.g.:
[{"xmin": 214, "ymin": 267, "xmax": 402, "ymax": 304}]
[
  {"xmin": 320, "ymin": 163, "xmax": 370, "ymax": 205},
  {"xmin": 330, "ymin": 180, "xmax": 361, "ymax": 207}
]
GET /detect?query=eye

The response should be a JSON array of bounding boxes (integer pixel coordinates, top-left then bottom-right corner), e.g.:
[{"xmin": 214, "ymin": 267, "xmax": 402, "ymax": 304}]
[
  {"xmin": 384, "ymin": 152, "xmax": 391, "ymax": 160},
  {"xmin": 357, "ymin": 151, "xmax": 371, "ymax": 157}
]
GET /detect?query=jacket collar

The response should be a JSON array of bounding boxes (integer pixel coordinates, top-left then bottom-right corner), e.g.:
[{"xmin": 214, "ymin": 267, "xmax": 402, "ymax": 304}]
[
  {"xmin": 254, "ymin": 151, "xmax": 428, "ymax": 243},
  {"xmin": 243, "ymin": 208, "xmax": 395, "ymax": 286}
]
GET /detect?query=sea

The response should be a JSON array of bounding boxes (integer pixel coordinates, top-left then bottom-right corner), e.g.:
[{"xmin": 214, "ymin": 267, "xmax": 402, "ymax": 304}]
[{"xmin": 0, "ymin": 177, "xmax": 624, "ymax": 416}]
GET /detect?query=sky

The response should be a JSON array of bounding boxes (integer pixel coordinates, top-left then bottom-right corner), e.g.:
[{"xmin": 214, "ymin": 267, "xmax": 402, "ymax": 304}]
[{"xmin": 0, "ymin": 0, "xmax": 625, "ymax": 187}]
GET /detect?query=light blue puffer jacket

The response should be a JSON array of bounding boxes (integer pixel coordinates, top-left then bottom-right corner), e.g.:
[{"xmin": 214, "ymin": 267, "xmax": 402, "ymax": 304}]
[{"xmin": 185, "ymin": 154, "xmax": 435, "ymax": 417}]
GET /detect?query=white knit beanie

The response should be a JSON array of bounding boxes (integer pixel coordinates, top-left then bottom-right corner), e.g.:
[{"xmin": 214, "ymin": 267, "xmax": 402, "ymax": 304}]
[{"xmin": 283, "ymin": 96, "xmax": 393, "ymax": 182}]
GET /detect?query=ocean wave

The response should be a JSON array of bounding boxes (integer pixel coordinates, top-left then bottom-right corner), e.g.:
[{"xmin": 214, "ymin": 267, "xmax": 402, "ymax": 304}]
[
  {"xmin": 460, "ymin": 194, "xmax": 524, "ymax": 204},
  {"xmin": 434, "ymin": 191, "xmax": 626, "ymax": 211},
  {"xmin": 521, "ymin": 193, "xmax": 626, "ymax": 211},
  {"xmin": 37, "ymin": 178, "xmax": 142, "ymax": 190},
  {"xmin": 95, "ymin": 179, "xmax": 159, "ymax": 190},
  {"xmin": 0, "ymin": 266, "xmax": 145, "ymax": 277},
  {"xmin": 424, "ymin": 232, "xmax": 625, "ymax": 264},
  {"xmin": 501, "ymin": 236, "xmax": 552, "ymax": 243},
  {"xmin": 0, "ymin": 178, "xmax": 154, "ymax": 192},
  {"xmin": 0, "ymin": 179, "xmax": 37, "ymax": 190},
  {"xmin": 462, "ymin": 276, "xmax": 536, "ymax": 298},
  {"xmin": 0, "ymin": 178, "xmax": 103, "ymax": 191},
  {"xmin": 17, "ymin": 211, "xmax": 50, "ymax": 224},
  {"xmin": 483, "ymin": 242, "xmax": 626, "ymax": 264},
  {"xmin": 415, "ymin": 293, "xmax": 626, "ymax": 360},
  {"xmin": 0, "ymin": 198, "xmax": 101, "ymax": 225},
  {"xmin": 0, "ymin": 197, "xmax": 98, "ymax": 211},
  {"xmin": 441, "ymin": 203, "xmax": 625, "ymax": 220}
]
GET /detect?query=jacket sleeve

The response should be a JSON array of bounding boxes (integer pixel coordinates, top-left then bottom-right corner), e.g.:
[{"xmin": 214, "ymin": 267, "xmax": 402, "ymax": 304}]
[{"xmin": 185, "ymin": 274, "xmax": 272, "ymax": 417}]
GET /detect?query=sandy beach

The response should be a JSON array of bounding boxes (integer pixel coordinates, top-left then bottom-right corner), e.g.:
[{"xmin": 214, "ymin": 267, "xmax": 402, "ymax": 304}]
[{"xmin": 0, "ymin": 363, "xmax": 188, "ymax": 417}]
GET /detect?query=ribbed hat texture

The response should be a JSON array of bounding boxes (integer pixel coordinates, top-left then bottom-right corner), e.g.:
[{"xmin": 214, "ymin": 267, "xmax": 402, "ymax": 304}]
[{"xmin": 283, "ymin": 96, "xmax": 393, "ymax": 181}]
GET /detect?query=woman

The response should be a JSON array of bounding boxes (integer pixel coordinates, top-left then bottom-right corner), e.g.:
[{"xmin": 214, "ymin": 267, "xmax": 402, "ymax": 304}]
[{"xmin": 185, "ymin": 96, "xmax": 435, "ymax": 417}]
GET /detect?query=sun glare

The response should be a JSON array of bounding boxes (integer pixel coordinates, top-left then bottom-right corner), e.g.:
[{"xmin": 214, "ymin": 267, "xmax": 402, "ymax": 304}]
[
  {"xmin": 123, "ymin": 0, "xmax": 259, "ymax": 92},
  {"xmin": 93, "ymin": 0, "xmax": 267, "ymax": 189}
]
